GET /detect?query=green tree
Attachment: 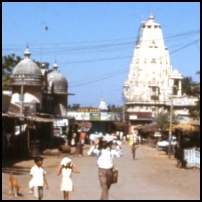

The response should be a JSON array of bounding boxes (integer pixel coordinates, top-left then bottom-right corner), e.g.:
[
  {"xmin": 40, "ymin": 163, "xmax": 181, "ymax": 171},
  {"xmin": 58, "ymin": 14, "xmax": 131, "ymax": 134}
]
[
  {"xmin": 181, "ymin": 76, "xmax": 196, "ymax": 96},
  {"xmin": 156, "ymin": 112, "xmax": 170, "ymax": 131},
  {"xmin": 107, "ymin": 104, "xmax": 122, "ymax": 112},
  {"xmin": 2, "ymin": 54, "xmax": 22, "ymax": 87},
  {"xmin": 189, "ymin": 71, "xmax": 200, "ymax": 120},
  {"xmin": 156, "ymin": 112, "xmax": 180, "ymax": 134},
  {"xmin": 68, "ymin": 104, "xmax": 80, "ymax": 111}
]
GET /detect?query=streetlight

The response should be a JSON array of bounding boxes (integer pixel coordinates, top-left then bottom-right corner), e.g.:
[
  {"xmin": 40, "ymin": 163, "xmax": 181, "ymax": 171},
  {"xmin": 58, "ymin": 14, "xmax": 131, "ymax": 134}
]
[{"xmin": 40, "ymin": 21, "xmax": 48, "ymax": 67}]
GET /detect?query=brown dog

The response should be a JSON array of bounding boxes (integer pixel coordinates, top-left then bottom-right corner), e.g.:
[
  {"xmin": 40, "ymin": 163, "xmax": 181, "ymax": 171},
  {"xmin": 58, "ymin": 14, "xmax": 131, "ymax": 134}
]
[{"xmin": 9, "ymin": 173, "xmax": 20, "ymax": 196}]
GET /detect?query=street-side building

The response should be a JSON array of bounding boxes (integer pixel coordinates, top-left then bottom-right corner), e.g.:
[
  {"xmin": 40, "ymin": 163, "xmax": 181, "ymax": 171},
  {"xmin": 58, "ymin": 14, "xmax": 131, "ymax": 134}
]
[{"xmin": 2, "ymin": 45, "xmax": 70, "ymax": 159}]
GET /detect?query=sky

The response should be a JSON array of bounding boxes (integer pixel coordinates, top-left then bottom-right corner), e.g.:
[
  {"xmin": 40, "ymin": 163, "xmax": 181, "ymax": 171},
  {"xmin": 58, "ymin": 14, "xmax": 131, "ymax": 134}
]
[{"xmin": 2, "ymin": 2, "xmax": 200, "ymax": 107}]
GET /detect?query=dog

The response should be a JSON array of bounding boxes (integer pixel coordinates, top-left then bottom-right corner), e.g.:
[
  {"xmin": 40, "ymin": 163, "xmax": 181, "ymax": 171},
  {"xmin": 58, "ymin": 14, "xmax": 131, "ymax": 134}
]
[{"xmin": 9, "ymin": 173, "xmax": 20, "ymax": 197}]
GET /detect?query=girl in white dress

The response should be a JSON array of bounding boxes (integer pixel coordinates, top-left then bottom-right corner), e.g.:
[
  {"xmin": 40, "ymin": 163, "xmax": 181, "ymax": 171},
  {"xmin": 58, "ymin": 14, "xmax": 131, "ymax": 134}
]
[{"xmin": 57, "ymin": 157, "xmax": 80, "ymax": 200}]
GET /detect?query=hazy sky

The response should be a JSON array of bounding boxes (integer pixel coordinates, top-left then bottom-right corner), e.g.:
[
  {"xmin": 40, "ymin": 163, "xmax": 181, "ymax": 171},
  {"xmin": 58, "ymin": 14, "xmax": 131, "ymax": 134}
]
[{"xmin": 2, "ymin": 2, "xmax": 200, "ymax": 107}]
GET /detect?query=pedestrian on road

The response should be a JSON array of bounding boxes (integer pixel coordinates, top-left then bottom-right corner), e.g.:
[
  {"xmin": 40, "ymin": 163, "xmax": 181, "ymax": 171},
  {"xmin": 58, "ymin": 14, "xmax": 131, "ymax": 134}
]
[
  {"xmin": 30, "ymin": 156, "xmax": 49, "ymax": 200},
  {"xmin": 131, "ymin": 143, "xmax": 138, "ymax": 160},
  {"xmin": 87, "ymin": 136, "xmax": 122, "ymax": 200},
  {"xmin": 78, "ymin": 131, "xmax": 86, "ymax": 156},
  {"xmin": 57, "ymin": 157, "xmax": 80, "ymax": 200},
  {"xmin": 129, "ymin": 133, "xmax": 134, "ymax": 146}
]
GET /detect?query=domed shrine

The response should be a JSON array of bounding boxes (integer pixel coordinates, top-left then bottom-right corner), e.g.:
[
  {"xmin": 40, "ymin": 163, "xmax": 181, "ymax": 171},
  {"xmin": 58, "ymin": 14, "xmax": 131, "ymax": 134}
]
[
  {"xmin": 10, "ymin": 45, "xmax": 44, "ymax": 114},
  {"xmin": 44, "ymin": 61, "xmax": 68, "ymax": 116}
]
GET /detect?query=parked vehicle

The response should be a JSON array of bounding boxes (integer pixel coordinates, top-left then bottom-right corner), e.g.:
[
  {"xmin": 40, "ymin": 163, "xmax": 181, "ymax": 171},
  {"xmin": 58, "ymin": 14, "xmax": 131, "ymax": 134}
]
[{"xmin": 156, "ymin": 136, "xmax": 178, "ymax": 151}]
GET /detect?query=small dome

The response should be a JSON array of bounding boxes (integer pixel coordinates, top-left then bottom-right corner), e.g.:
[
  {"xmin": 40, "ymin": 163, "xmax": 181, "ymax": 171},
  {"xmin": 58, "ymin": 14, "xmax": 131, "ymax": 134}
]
[
  {"xmin": 11, "ymin": 45, "xmax": 43, "ymax": 86},
  {"xmin": 12, "ymin": 60, "xmax": 42, "ymax": 75},
  {"xmin": 47, "ymin": 62, "xmax": 68, "ymax": 94}
]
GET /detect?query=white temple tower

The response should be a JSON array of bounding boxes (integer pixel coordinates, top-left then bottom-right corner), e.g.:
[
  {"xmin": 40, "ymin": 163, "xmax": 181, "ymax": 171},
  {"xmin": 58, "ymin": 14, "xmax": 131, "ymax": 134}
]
[
  {"xmin": 98, "ymin": 97, "xmax": 108, "ymax": 111},
  {"xmin": 123, "ymin": 15, "xmax": 190, "ymax": 131}
]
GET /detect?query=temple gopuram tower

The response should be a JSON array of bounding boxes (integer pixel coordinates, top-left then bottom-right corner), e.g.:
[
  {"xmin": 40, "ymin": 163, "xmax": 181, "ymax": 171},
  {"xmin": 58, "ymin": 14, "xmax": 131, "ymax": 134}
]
[{"xmin": 123, "ymin": 15, "xmax": 191, "ymax": 132}]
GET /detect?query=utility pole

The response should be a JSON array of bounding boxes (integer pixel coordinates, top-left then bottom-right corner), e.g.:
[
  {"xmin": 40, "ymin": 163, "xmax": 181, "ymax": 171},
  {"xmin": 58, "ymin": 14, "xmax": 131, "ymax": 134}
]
[
  {"xmin": 123, "ymin": 102, "xmax": 125, "ymax": 122},
  {"xmin": 122, "ymin": 94, "xmax": 126, "ymax": 122},
  {"xmin": 168, "ymin": 86, "xmax": 174, "ymax": 159},
  {"xmin": 20, "ymin": 75, "xmax": 24, "ymax": 120}
]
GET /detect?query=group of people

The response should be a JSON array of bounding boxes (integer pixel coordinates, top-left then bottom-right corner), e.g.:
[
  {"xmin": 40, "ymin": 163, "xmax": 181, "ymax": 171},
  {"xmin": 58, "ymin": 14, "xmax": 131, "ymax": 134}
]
[
  {"xmin": 29, "ymin": 156, "xmax": 80, "ymax": 200},
  {"xmin": 29, "ymin": 133, "xmax": 139, "ymax": 200},
  {"xmin": 29, "ymin": 135, "xmax": 123, "ymax": 200}
]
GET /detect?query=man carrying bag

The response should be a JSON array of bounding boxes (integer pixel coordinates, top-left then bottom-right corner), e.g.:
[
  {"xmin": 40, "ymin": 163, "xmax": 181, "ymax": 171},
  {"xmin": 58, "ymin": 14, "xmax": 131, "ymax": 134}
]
[{"xmin": 88, "ymin": 135, "xmax": 122, "ymax": 200}]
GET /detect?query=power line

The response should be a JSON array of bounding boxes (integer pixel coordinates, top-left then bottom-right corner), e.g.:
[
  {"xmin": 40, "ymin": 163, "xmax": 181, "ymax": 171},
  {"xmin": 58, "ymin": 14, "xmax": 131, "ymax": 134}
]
[
  {"xmin": 2, "ymin": 29, "xmax": 199, "ymax": 52},
  {"xmin": 68, "ymin": 38, "xmax": 199, "ymax": 88}
]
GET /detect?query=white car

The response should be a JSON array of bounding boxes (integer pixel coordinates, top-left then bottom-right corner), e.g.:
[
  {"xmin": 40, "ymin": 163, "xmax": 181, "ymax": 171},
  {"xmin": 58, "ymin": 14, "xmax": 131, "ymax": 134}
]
[{"xmin": 156, "ymin": 137, "xmax": 178, "ymax": 150}]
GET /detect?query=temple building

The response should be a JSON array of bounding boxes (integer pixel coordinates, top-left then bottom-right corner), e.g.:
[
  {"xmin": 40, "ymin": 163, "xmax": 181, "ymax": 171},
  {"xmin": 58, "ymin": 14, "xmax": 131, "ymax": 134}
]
[
  {"xmin": 98, "ymin": 97, "xmax": 108, "ymax": 111},
  {"xmin": 2, "ymin": 45, "xmax": 70, "ymax": 158},
  {"xmin": 123, "ymin": 15, "xmax": 197, "ymax": 133}
]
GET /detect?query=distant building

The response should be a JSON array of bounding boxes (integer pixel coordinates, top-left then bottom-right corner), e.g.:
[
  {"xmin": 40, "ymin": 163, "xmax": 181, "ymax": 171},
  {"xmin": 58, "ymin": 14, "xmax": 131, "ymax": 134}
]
[
  {"xmin": 98, "ymin": 97, "xmax": 108, "ymax": 111},
  {"xmin": 67, "ymin": 98, "xmax": 123, "ymax": 135},
  {"xmin": 123, "ymin": 15, "xmax": 197, "ymax": 133}
]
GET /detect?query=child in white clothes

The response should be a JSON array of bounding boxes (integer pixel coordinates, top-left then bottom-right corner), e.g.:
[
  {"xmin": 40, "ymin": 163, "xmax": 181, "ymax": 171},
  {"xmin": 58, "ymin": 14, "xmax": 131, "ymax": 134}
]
[
  {"xmin": 57, "ymin": 157, "xmax": 80, "ymax": 200},
  {"xmin": 30, "ymin": 156, "xmax": 49, "ymax": 200}
]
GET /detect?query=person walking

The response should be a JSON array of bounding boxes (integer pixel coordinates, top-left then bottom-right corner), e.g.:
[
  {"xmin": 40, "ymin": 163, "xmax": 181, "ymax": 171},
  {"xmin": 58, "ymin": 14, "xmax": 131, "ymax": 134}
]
[
  {"xmin": 131, "ymin": 143, "xmax": 138, "ymax": 160},
  {"xmin": 57, "ymin": 157, "xmax": 80, "ymax": 200},
  {"xmin": 30, "ymin": 156, "xmax": 49, "ymax": 200},
  {"xmin": 87, "ymin": 136, "xmax": 122, "ymax": 200},
  {"xmin": 78, "ymin": 131, "xmax": 86, "ymax": 156},
  {"xmin": 129, "ymin": 133, "xmax": 134, "ymax": 146}
]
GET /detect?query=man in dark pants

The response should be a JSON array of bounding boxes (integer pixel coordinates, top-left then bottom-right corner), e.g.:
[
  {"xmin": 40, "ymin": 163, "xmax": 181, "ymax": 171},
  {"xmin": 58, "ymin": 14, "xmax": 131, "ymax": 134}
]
[{"xmin": 175, "ymin": 144, "xmax": 186, "ymax": 168}]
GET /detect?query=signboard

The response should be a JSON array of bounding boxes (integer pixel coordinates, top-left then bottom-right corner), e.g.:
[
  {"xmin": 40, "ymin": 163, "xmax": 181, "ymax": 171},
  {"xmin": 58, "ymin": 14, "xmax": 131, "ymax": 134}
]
[
  {"xmin": 154, "ymin": 132, "xmax": 161, "ymax": 137},
  {"xmin": 101, "ymin": 112, "xmax": 112, "ymax": 120},
  {"xmin": 15, "ymin": 124, "xmax": 27, "ymax": 135},
  {"xmin": 90, "ymin": 112, "xmax": 101, "ymax": 120},
  {"xmin": 53, "ymin": 119, "xmax": 68, "ymax": 127},
  {"xmin": 78, "ymin": 108, "xmax": 99, "ymax": 112},
  {"xmin": 68, "ymin": 112, "xmax": 90, "ymax": 120},
  {"xmin": 68, "ymin": 112, "xmax": 122, "ymax": 121},
  {"xmin": 130, "ymin": 115, "xmax": 137, "ymax": 120}
]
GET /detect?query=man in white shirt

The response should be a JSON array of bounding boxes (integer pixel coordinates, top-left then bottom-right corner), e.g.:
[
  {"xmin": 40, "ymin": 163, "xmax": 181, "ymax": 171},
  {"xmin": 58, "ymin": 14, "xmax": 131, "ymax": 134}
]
[{"xmin": 88, "ymin": 136, "xmax": 122, "ymax": 200}]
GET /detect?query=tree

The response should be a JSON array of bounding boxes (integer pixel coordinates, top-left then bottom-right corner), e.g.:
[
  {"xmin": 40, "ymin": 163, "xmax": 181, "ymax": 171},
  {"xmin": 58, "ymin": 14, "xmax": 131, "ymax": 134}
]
[
  {"xmin": 181, "ymin": 76, "xmax": 196, "ymax": 96},
  {"xmin": 107, "ymin": 104, "xmax": 122, "ymax": 112},
  {"xmin": 156, "ymin": 112, "xmax": 170, "ymax": 131},
  {"xmin": 68, "ymin": 104, "xmax": 80, "ymax": 111},
  {"xmin": 181, "ymin": 72, "xmax": 200, "ymax": 120},
  {"xmin": 2, "ymin": 54, "xmax": 22, "ymax": 87},
  {"xmin": 156, "ymin": 112, "xmax": 180, "ymax": 135},
  {"xmin": 189, "ymin": 71, "xmax": 200, "ymax": 120}
]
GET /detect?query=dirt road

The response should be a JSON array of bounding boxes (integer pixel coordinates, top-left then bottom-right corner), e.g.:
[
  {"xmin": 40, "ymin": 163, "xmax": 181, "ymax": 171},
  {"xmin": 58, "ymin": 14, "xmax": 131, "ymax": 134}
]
[{"xmin": 2, "ymin": 144, "xmax": 200, "ymax": 200}]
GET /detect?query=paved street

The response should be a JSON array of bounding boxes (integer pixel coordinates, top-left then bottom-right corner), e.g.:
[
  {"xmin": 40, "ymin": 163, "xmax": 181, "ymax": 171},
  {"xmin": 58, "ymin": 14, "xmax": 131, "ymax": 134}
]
[{"xmin": 2, "ymin": 144, "xmax": 200, "ymax": 200}]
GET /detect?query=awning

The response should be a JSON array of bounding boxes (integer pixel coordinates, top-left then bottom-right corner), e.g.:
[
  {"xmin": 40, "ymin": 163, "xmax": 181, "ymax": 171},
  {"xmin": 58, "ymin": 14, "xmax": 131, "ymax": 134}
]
[
  {"xmin": 138, "ymin": 124, "xmax": 158, "ymax": 133},
  {"xmin": 112, "ymin": 122, "xmax": 128, "ymax": 130},
  {"xmin": 34, "ymin": 116, "xmax": 53, "ymax": 123},
  {"xmin": 174, "ymin": 120, "xmax": 200, "ymax": 132},
  {"xmin": 191, "ymin": 121, "xmax": 200, "ymax": 127}
]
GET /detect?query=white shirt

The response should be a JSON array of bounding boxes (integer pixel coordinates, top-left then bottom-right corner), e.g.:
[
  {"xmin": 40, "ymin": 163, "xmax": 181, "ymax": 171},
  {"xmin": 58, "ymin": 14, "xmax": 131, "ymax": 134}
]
[
  {"xmin": 88, "ymin": 146, "xmax": 122, "ymax": 169},
  {"xmin": 30, "ymin": 165, "xmax": 46, "ymax": 186}
]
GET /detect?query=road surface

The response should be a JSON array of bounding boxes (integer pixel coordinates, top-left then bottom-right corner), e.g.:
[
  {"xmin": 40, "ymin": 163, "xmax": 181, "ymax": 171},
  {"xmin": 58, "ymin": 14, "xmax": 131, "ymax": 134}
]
[{"xmin": 2, "ymin": 144, "xmax": 200, "ymax": 200}]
